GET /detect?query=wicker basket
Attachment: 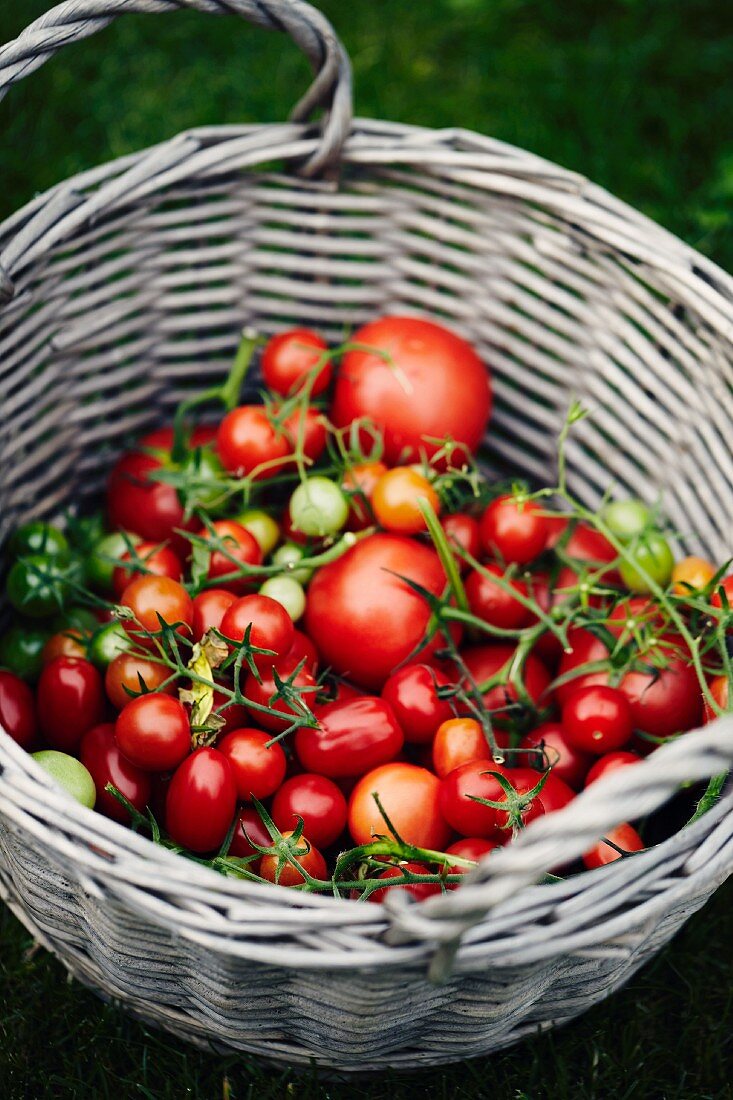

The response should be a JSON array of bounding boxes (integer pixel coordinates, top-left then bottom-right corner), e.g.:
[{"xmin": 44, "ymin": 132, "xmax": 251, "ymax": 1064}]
[{"xmin": 1, "ymin": 0, "xmax": 733, "ymax": 1074}]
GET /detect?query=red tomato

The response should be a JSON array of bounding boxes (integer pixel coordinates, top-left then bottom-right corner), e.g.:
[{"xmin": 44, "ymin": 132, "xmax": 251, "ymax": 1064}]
[
  {"xmin": 585, "ymin": 751, "xmax": 642, "ymax": 786},
  {"xmin": 295, "ymin": 697, "xmax": 404, "ymax": 778},
  {"xmin": 538, "ymin": 772, "xmax": 576, "ymax": 814},
  {"xmin": 620, "ymin": 656, "xmax": 702, "ymax": 739},
  {"xmin": 166, "ymin": 747, "xmax": 237, "ymax": 853},
  {"xmin": 272, "ymin": 773, "xmax": 348, "ymax": 849},
  {"xmin": 196, "ymin": 520, "xmax": 263, "ymax": 594},
  {"xmin": 0, "ymin": 670, "xmax": 37, "ymax": 750},
  {"xmin": 563, "ymin": 522, "xmax": 621, "ymax": 585},
  {"xmin": 112, "ymin": 542, "xmax": 183, "ymax": 599},
  {"xmin": 367, "ymin": 861, "xmax": 443, "ymax": 904},
  {"xmin": 227, "ymin": 805, "xmax": 273, "ymax": 859},
  {"xmin": 220, "ymin": 594, "xmax": 294, "ymax": 669},
  {"xmin": 217, "ymin": 406, "xmax": 290, "ymax": 479},
  {"xmin": 465, "ymin": 564, "xmax": 533, "ymax": 630},
  {"xmin": 704, "ymin": 676, "xmax": 729, "ymax": 723},
  {"xmin": 562, "ymin": 686, "xmax": 633, "ymax": 754},
  {"xmin": 120, "ymin": 575, "xmax": 193, "ymax": 638},
  {"xmin": 244, "ymin": 657, "xmax": 318, "ymax": 732},
  {"xmin": 380, "ymin": 664, "xmax": 453, "ymax": 744},
  {"xmin": 115, "ymin": 694, "xmax": 190, "ymax": 771},
  {"xmin": 37, "ymin": 657, "xmax": 105, "ymax": 752},
  {"xmin": 80, "ymin": 722, "xmax": 152, "ymax": 823},
  {"xmin": 304, "ymin": 533, "xmax": 460, "ymax": 690},
  {"xmin": 191, "ymin": 588, "xmax": 237, "ymax": 643},
  {"xmin": 217, "ymin": 728, "xmax": 287, "ymax": 801},
  {"xmin": 445, "ymin": 836, "xmax": 503, "ymax": 882},
  {"xmin": 283, "ymin": 406, "xmax": 328, "ymax": 463},
  {"xmin": 42, "ymin": 630, "xmax": 88, "ymax": 664},
  {"xmin": 348, "ymin": 762, "xmax": 450, "ymax": 849},
  {"xmin": 583, "ymin": 823, "xmax": 644, "ymax": 869},
  {"xmin": 105, "ymin": 652, "xmax": 173, "ymax": 711},
  {"xmin": 439, "ymin": 761, "xmax": 544, "ymax": 838},
  {"xmin": 519, "ymin": 722, "xmax": 592, "ymax": 790},
  {"xmin": 606, "ymin": 596, "xmax": 666, "ymax": 638},
  {"xmin": 441, "ymin": 513, "xmax": 481, "ymax": 568},
  {"xmin": 211, "ymin": 689, "xmax": 250, "ymax": 734},
  {"xmin": 331, "ymin": 316, "xmax": 491, "ymax": 464},
  {"xmin": 259, "ymin": 831, "xmax": 328, "ymax": 885},
  {"xmin": 711, "ymin": 575, "xmax": 733, "ymax": 610},
  {"xmin": 108, "ymin": 450, "xmax": 195, "ymax": 552},
  {"xmin": 342, "ymin": 462, "xmax": 388, "ymax": 530},
  {"xmin": 261, "ymin": 328, "xmax": 331, "ymax": 396},
  {"xmin": 460, "ymin": 645, "xmax": 551, "ymax": 717},
  {"xmin": 479, "ymin": 496, "xmax": 550, "ymax": 565},
  {"xmin": 432, "ymin": 717, "xmax": 492, "ymax": 778},
  {"xmin": 555, "ymin": 629, "xmax": 611, "ymax": 706},
  {"xmin": 285, "ymin": 630, "xmax": 319, "ymax": 674}
]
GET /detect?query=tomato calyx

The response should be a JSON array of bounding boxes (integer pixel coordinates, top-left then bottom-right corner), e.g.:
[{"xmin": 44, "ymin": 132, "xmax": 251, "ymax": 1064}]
[{"xmin": 467, "ymin": 767, "xmax": 549, "ymax": 834}]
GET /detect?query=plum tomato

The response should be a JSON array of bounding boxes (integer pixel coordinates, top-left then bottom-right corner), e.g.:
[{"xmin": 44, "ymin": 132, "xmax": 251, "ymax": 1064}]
[
  {"xmin": 271, "ymin": 773, "xmax": 348, "ymax": 849},
  {"xmin": 37, "ymin": 657, "xmax": 105, "ymax": 752},
  {"xmin": 217, "ymin": 406, "xmax": 290, "ymax": 479},
  {"xmin": 191, "ymin": 588, "xmax": 237, "ymax": 642},
  {"xmin": 259, "ymin": 831, "xmax": 328, "ymax": 886},
  {"xmin": 348, "ymin": 762, "xmax": 450, "ymax": 849},
  {"xmin": 342, "ymin": 462, "xmax": 388, "ymax": 530},
  {"xmin": 196, "ymin": 520, "xmax": 263, "ymax": 594},
  {"xmin": 244, "ymin": 657, "xmax": 318, "ymax": 732},
  {"xmin": 165, "ymin": 747, "xmax": 237, "ymax": 853},
  {"xmin": 295, "ymin": 696, "xmax": 404, "ymax": 778},
  {"xmin": 105, "ymin": 652, "xmax": 174, "ymax": 710},
  {"xmin": 459, "ymin": 644, "xmax": 551, "ymax": 718},
  {"xmin": 111, "ymin": 541, "xmax": 183, "ymax": 598},
  {"xmin": 220, "ymin": 593, "xmax": 294, "ymax": 670},
  {"xmin": 217, "ymin": 728, "xmax": 287, "ymax": 801},
  {"xmin": 465, "ymin": 564, "xmax": 533, "ymax": 630},
  {"xmin": 120, "ymin": 575, "xmax": 194, "ymax": 639},
  {"xmin": 439, "ymin": 762, "xmax": 544, "ymax": 838},
  {"xmin": 0, "ymin": 669, "xmax": 37, "ymax": 749},
  {"xmin": 115, "ymin": 694, "xmax": 191, "ymax": 771},
  {"xmin": 367, "ymin": 862, "xmax": 443, "ymax": 904},
  {"xmin": 585, "ymin": 751, "xmax": 642, "ymax": 786},
  {"xmin": 380, "ymin": 664, "xmax": 453, "ymax": 744},
  {"xmin": 562, "ymin": 685, "xmax": 633, "ymax": 754},
  {"xmin": 479, "ymin": 495, "xmax": 550, "ymax": 565},
  {"xmin": 432, "ymin": 717, "xmax": 492, "ymax": 778},
  {"xmin": 261, "ymin": 328, "xmax": 331, "ymax": 396},
  {"xmin": 80, "ymin": 722, "xmax": 152, "ymax": 823},
  {"xmin": 371, "ymin": 467, "xmax": 441, "ymax": 535},
  {"xmin": 441, "ymin": 513, "xmax": 480, "ymax": 568},
  {"xmin": 583, "ymin": 823, "xmax": 644, "ymax": 869},
  {"xmin": 227, "ymin": 805, "xmax": 273, "ymax": 859}
]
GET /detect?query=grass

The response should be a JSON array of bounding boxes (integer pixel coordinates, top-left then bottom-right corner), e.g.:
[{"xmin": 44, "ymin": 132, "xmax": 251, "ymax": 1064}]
[{"xmin": 1, "ymin": 0, "xmax": 732, "ymax": 1096}]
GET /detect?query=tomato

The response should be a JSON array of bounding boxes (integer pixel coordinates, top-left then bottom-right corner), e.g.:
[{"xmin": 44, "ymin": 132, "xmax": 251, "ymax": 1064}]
[
  {"xmin": 259, "ymin": 832, "xmax": 328, "ymax": 886},
  {"xmin": 258, "ymin": 576, "xmax": 306, "ymax": 623},
  {"xmin": 672, "ymin": 556, "xmax": 715, "ymax": 595},
  {"xmin": 348, "ymin": 763, "xmax": 450, "ymax": 849},
  {"xmin": 585, "ymin": 751, "xmax": 642, "ymax": 786},
  {"xmin": 0, "ymin": 670, "xmax": 37, "ymax": 749},
  {"xmin": 620, "ymin": 654, "xmax": 701, "ymax": 738},
  {"xmin": 37, "ymin": 657, "xmax": 105, "ymax": 752},
  {"xmin": 479, "ymin": 496, "xmax": 549, "ymax": 565},
  {"xmin": 606, "ymin": 597, "xmax": 666, "ymax": 639},
  {"xmin": 227, "ymin": 805, "xmax": 273, "ymax": 860},
  {"xmin": 217, "ymin": 406, "xmax": 290, "ymax": 479},
  {"xmin": 371, "ymin": 467, "xmax": 440, "ymax": 535},
  {"xmin": 711, "ymin": 575, "xmax": 733, "ymax": 610},
  {"xmin": 538, "ymin": 772, "xmax": 576, "ymax": 814},
  {"xmin": 284, "ymin": 630, "xmax": 319, "ymax": 673},
  {"xmin": 6, "ymin": 553, "xmax": 78, "ymax": 619},
  {"xmin": 80, "ymin": 722, "xmax": 152, "ymax": 823},
  {"xmin": 220, "ymin": 593, "xmax": 294, "ymax": 670},
  {"xmin": 244, "ymin": 657, "xmax": 318, "ymax": 732},
  {"xmin": 166, "ymin": 747, "xmax": 237, "ymax": 853},
  {"xmin": 261, "ymin": 328, "xmax": 331, "ymax": 396},
  {"xmin": 42, "ymin": 629, "xmax": 88, "ymax": 664},
  {"xmin": 601, "ymin": 499, "xmax": 651, "ymax": 543},
  {"xmin": 295, "ymin": 697, "xmax": 404, "ymax": 778},
  {"xmin": 111, "ymin": 541, "xmax": 183, "ymax": 598},
  {"xmin": 283, "ymin": 406, "xmax": 328, "ymax": 464},
  {"xmin": 211, "ymin": 689, "xmax": 250, "ymax": 734},
  {"xmin": 115, "ymin": 694, "xmax": 190, "ymax": 771},
  {"xmin": 619, "ymin": 533, "xmax": 674, "ymax": 593},
  {"xmin": 304, "ymin": 533, "xmax": 459, "ymax": 690},
  {"xmin": 562, "ymin": 686, "xmax": 633, "ymax": 754},
  {"xmin": 459, "ymin": 645, "xmax": 551, "ymax": 717},
  {"xmin": 234, "ymin": 509, "xmax": 280, "ymax": 557},
  {"xmin": 10, "ymin": 522, "xmax": 69, "ymax": 560},
  {"xmin": 217, "ymin": 728, "xmax": 287, "ymax": 801},
  {"xmin": 465, "ymin": 564, "xmax": 532, "ymax": 631},
  {"xmin": 342, "ymin": 462, "xmax": 388, "ymax": 530},
  {"xmin": 562, "ymin": 522, "xmax": 621, "ymax": 583},
  {"xmin": 108, "ymin": 449, "xmax": 195, "ymax": 552},
  {"xmin": 445, "ymin": 836, "xmax": 503, "ymax": 882},
  {"xmin": 272, "ymin": 773, "xmax": 348, "ymax": 849},
  {"xmin": 704, "ymin": 676, "xmax": 729, "ymax": 722},
  {"xmin": 381, "ymin": 664, "xmax": 453, "ymax": 744},
  {"xmin": 583, "ymin": 823, "xmax": 644, "ymax": 869},
  {"xmin": 438, "ymin": 761, "xmax": 544, "ymax": 838},
  {"xmin": 0, "ymin": 624, "xmax": 49, "ymax": 682},
  {"xmin": 367, "ymin": 862, "xmax": 443, "ymax": 904},
  {"xmin": 87, "ymin": 531, "xmax": 141, "ymax": 592},
  {"xmin": 191, "ymin": 588, "xmax": 237, "ymax": 642},
  {"xmin": 432, "ymin": 717, "xmax": 491, "ymax": 778},
  {"xmin": 289, "ymin": 477, "xmax": 348, "ymax": 538},
  {"xmin": 32, "ymin": 750, "xmax": 96, "ymax": 809},
  {"xmin": 105, "ymin": 652, "xmax": 173, "ymax": 710},
  {"xmin": 441, "ymin": 513, "xmax": 481, "ymax": 568},
  {"xmin": 196, "ymin": 520, "xmax": 263, "ymax": 594},
  {"xmin": 555, "ymin": 629, "xmax": 611, "ymax": 706},
  {"xmin": 519, "ymin": 722, "xmax": 591, "ymax": 789},
  {"xmin": 331, "ymin": 316, "xmax": 491, "ymax": 464},
  {"xmin": 120, "ymin": 575, "xmax": 194, "ymax": 639}
]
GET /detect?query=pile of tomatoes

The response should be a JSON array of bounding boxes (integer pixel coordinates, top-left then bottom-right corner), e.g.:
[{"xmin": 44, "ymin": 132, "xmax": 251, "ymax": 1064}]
[{"xmin": 0, "ymin": 315, "xmax": 728, "ymax": 900}]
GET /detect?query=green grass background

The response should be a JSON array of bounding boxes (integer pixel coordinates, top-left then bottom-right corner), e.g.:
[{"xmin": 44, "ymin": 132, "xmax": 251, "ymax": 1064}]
[{"xmin": 1, "ymin": 0, "xmax": 732, "ymax": 1096}]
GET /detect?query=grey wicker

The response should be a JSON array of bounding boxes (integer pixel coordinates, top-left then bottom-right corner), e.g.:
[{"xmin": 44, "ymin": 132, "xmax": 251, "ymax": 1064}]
[{"xmin": 1, "ymin": 0, "xmax": 733, "ymax": 1074}]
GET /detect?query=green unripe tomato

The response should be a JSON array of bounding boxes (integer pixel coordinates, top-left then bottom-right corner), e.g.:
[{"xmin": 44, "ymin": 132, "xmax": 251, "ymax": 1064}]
[
  {"xmin": 87, "ymin": 621, "xmax": 132, "ymax": 668},
  {"xmin": 32, "ymin": 751, "xmax": 96, "ymax": 809},
  {"xmin": 87, "ymin": 532, "xmax": 141, "ymax": 592},
  {"xmin": 235, "ymin": 508, "xmax": 280, "ymax": 557},
  {"xmin": 289, "ymin": 477, "xmax": 348, "ymax": 538},
  {"xmin": 10, "ymin": 522, "xmax": 70, "ymax": 562},
  {"xmin": 0, "ymin": 625, "xmax": 49, "ymax": 682},
  {"xmin": 619, "ymin": 532, "xmax": 675, "ymax": 593},
  {"xmin": 6, "ymin": 554, "xmax": 80, "ymax": 619},
  {"xmin": 270, "ymin": 542, "xmax": 313, "ymax": 584},
  {"xmin": 259, "ymin": 576, "xmax": 306, "ymax": 622},
  {"xmin": 601, "ymin": 499, "xmax": 651, "ymax": 543},
  {"xmin": 181, "ymin": 446, "xmax": 228, "ymax": 511}
]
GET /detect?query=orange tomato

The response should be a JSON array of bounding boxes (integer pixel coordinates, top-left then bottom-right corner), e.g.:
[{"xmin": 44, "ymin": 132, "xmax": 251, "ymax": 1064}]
[
  {"xmin": 672, "ymin": 556, "xmax": 715, "ymax": 595},
  {"xmin": 342, "ymin": 461, "xmax": 388, "ymax": 530},
  {"xmin": 372, "ymin": 467, "xmax": 441, "ymax": 535},
  {"xmin": 432, "ymin": 717, "xmax": 491, "ymax": 778}
]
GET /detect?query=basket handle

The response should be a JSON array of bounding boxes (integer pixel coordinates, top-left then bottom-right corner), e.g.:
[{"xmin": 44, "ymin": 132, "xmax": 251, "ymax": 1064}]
[
  {"xmin": 0, "ymin": 0, "xmax": 352, "ymax": 176},
  {"xmin": 384, "ymin": 714, "xmax": 733, "ymax": 979}
]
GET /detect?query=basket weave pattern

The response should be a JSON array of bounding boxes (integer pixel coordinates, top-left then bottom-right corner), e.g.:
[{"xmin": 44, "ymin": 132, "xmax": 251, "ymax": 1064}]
[{"xmin": 1, "ymin": 0, "xmax": 733, "ymax": 1071}]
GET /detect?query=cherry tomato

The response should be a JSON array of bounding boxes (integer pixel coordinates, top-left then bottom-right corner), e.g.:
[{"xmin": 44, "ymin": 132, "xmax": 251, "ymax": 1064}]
[
  {"xmin": 212, "ymin": 689, "xmax": 250, "ymax": 734},
  {"xmin": 217, "ymin": 406, "xmax": 290, "ymax": 479},
  {"xmin": 105, "ymin": 652, "xmax": 174, "ymax": 710},
  {"xmin": 555, "ymin": 629, "xmax": 611, "ymax": 706},
  {"xmin": 10, "ymin": 521, "xmax": 69, "ymax": 561},
  {"xmin": 115, "ymin": 694, "xmax": 190, "ymax": 771},
  {"xmin": 227, "ymin": 805, "xmax": 273, "ymax": 859},
  {"xmin": 371, "ymin": 467, "xmax": 440, "ymax": 535},
  {"xmin": 445, "ymin": 836, "xmax": 503, "ymax": 882},
  {"xmin": 37, "ymin": 657, "xmax": 105, "ymax": 752},
  {"xmin": 6, "ymin": 553, "xmax": 79, "ymax": 619},
  {"xmin": 672, "ymin": 556, "xmax": 715, "ymax": 595},
  {"xmin": 244, "ymin": 657, "xmax": 318, "ymax": 732},
  {"xmin": 112, "ymin": 541, "xmax": 183, "ymax": 598},
  {"xmin": 196, "ymin": 520, "xmax": 263, "ymax": 594},
  {"xmin": 620, "ymin": 654, "xmax": 702, "ymax": 738},
  {"xmin": 108, "ymin": 449, "xmax": 195, "ymax": 552},
  {"xmin": 585, "ymin": 751, "xmax": 641, "ymax": 786},
  {"xmin": 259, "ymin": 832, "xmax": 328, "ymax": 886},
  {"xmin": 619, "ymin": 533, "xmax": 674, "ymax": 593},
  {"xmin": 0, "ymin": 670, "xmax": 37, "ymax": 749},
  {"xmin": 704, "ymin": 676, "xmax": 729, "ymax": 723},
  {"xmin": 380, "ymin": 664, "xmax": 453, "ymax": 744},
  {"xmin": 432, "ymin": 717, "xmax": 491, "ymax": 778},
  {"xmin": 285, "ymin": 630, "xmax": 319, "ymax": 674},
  {"xmin": 711, "ymin": 575, "xmax": 733, "ymax": 610},
  {"xmin": 235, "ymin": 509, "xmax": 280, "ymax": 557},
  {"xmin": 342, "ymin": 462, "xmax": 388, "ymax": 530},
  {"xmin": 441, "ymin": 513, "xmax": 481, "ymax": 568},
  {"xmin": 192, "ymin": 588, "xmax": 237, "ymax": 642},
  {"xmin": 0, "ymin": 624, "xmax": 49, "ymax": 682},
  {"xmin": 272, "ymin": 773, "xmax": 348, "ymax": 849},
  {"xmin": 166, "ymin": 747, "xmax": 237, "ymax": 853},
  {"xmin": 348, "ymin": 762, "xmax": 450, "ymax": 849},
  {"xmin": 563, "ymin": 522, "xmax": 621, "ymax": 585},
  {"xmin": 562, "ymin": 686, "xmax": 633, "ymax": 754},
  {"xmin": 537, "ymin": 772, "xmax": 576, "ymax": 814},
  {"xmin": 438, "ymin": 761, "xmax": 544, "ymax": 838},
  {"xmin": 42, "ymin": 629, "xmax": 88, "ymax": 664},
  {"xmin": 220, "ymin": 593, "xmax": 294, "ymax": 670},
  {"xmin": 283, "ymin": 406, "xmax": 328, "ymax": 464},
  {"xmin": 601, "ymin": 499, "xmax": 651, "ymax": 542},
  {"xmin": 80, "ymin": 722, "xmax": 152, "ymax": 823},
  {"xmin": 465, "ymin": 564, "xmax": 532, "ymax": 630},
  {"xmin": 32, "ymin": 750, "xmax": 96, "ymax": 808},
  {"xmin": 583, "ymin": 823, "xmax": 644, "ymax": 869},
  {"xmin": 217, "ymin": 728, "xmax": 287, "ymax": 801},
  {"xmin": 479, "ymin": 496, "xmax": 549, "ymax": 565},
  {"xmin": 460, "ymin": 645, "xmax": 551, "ymax": 717},
  {"xmin": 261, "ymin": 328, "xmax": 331, "ymax": 396},
  {"xmin": 519, "ymin": 722, "xmax": 592, "ymax": 789},
  {"xmin": 295, "ymin": 697, "xmax": 404, "ymax": 778},
  {"xmin": 367, "ymin": 862, "xmax": 443, "ymax": 904},
  {"xmin": 289, "ymin": 477, "xmax": 348, "ymax": 538},
  {"xmin": 87, "ymin": 621, "xmax": 132, "ymax": 669},
  {"xmin": 120, "ymin": 575, "xmax": 194, "ymax": 638},
  {"xmin": 331, "ymin": 316, "xmax": 491, "ymax": 464},
  {"xmin": 304, "ymin": 533, "xmax": 459, "ymax": 690}
]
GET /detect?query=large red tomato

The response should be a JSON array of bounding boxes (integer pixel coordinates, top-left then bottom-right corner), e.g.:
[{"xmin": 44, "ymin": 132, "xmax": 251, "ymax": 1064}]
[
  {"xmin": 331, "ymin": 316, "xmax": 491, "ymax": 464},
  {"xmin": 304, "ymin": 533, "xmax": 459, "ymax": 690}
]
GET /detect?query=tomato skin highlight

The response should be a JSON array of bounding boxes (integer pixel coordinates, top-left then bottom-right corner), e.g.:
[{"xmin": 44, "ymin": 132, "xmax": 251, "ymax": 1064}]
[
  {"xmin": 272, "ymin": 773, "xmax": 348, "ymax": 849},
  {"xmin": 217, "ymin": 728, "xmax": 287, "ymax": 801},
  {"xmin": 295, "ymin": 696, "xmax": 404, "ymax": 778},
  {"xmin": 381, "ymin": 664, "xmax": 453, "ymax": 745},
  {"xmin": 0, "ymin": 670, "xmax": 37, "ymax": 750},
  {"xmin": 80, "ymin": 722, "xmax": 152, "ymax": 823},
  {"xmin": 166, "ymin": 747, "xmax": 237, "ymax": 853},
  {"xmin": 115, "ymin": 694, "xmax": 191, "ymax": 772},
  {"xmin": 348, "ymin": 762, "xmax": 450, "ymax": 850},
  {"xmin": 37, "ymin": 657, "xmax": 105, "ymax": 752}
]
